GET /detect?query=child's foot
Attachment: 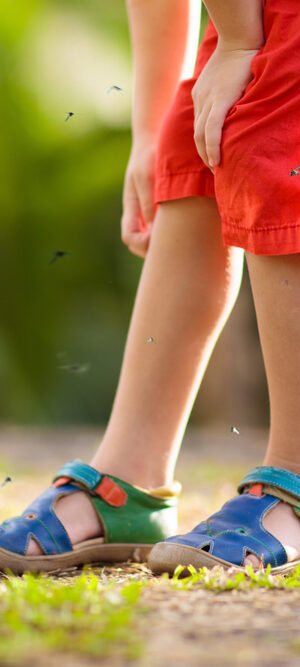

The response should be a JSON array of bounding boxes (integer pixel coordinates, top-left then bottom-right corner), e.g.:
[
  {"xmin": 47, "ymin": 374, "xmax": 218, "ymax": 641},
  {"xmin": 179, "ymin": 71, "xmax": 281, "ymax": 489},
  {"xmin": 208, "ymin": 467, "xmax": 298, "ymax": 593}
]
[
  {"xmin": 149, "ymin": 466, "xmax": 300, "ymax": 575},
  {"xmin": 27, "ymin": 490, "xmax": 300, "ymax": 562},
  {"xmin": 26, "ymin": 491, "xmax": 103, "ymax": 555},
  {"xmin": 27, "ymin": 486, "xmax": 300, "ymax": 564},
  {"xmin": 243, "ymin": 501, "xmax": 300, "ymax": 567},
  {"xmin": 0, "ymin": 460, "xmax": 179, "ymax": 574},
  {"xmin": 26, "ymin": 461, "xmax": 174, "ymax": 555}
]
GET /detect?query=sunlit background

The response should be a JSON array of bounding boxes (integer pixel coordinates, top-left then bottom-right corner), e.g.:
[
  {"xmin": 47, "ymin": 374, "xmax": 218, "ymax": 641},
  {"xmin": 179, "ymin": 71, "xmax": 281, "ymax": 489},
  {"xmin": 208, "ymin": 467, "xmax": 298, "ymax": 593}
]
[{"xmin": 0, "ymin": 0, "xmax": 269, "ymax": 429}]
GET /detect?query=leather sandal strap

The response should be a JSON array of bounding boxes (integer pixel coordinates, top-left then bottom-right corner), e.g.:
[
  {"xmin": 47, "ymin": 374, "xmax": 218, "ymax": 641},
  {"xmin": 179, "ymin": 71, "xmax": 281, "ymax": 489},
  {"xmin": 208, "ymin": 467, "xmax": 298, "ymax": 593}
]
[
  {"xmin": 53, "ymin": 461, "xmax": 102, "ymax": 490},
  {"xmin": 238, "ymin": 466, "xmax": 300, "ymax": 509},
  {"xmin": 52, "ymin": 460, "xmax": 178, "ymax": 545},
  {"xmin": 52, "ymin": 461, "xmax": 127, "ymax": 508}
]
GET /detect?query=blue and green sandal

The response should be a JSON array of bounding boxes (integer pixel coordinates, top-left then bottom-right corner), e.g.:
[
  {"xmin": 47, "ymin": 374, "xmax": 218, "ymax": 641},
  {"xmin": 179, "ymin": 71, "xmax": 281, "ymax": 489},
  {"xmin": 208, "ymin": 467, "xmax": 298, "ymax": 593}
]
[
  {"xmin": 0, "ymin": 461, "xmax": 180, "ymax": 574},
  {"xmin": 149, "ymin": 466, "xmax": 300, "ymax": 575}
]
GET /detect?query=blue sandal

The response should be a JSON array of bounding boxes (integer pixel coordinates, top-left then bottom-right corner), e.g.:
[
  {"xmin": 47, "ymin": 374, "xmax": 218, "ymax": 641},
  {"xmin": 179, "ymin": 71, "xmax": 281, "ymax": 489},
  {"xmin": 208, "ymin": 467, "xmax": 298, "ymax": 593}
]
[
  {"xmin": 149, "ymin": 466, "xmax": 300, "ymax": 575},
  {"xmin": 0, "ymin": 460, "xmax": 179, "ymax": 574}
]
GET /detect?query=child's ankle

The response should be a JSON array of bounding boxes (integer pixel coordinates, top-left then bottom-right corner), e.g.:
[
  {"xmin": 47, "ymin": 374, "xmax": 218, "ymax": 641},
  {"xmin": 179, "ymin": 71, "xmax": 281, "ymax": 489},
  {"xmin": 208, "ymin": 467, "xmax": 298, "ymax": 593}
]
[
  {"xmin": 263, "ymin": 454, "xmax": 300, "ymax": 476},
  {"xmin": 89, "ymin": 456, "xmax": 172, "ymax": 490}
]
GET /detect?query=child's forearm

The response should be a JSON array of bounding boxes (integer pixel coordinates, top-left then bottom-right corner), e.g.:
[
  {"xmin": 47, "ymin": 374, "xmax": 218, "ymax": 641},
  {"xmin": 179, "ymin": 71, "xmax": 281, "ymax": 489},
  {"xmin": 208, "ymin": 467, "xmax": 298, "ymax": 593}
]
[
  {"xmin": 203, "ymin": 0, "xmax": 264, "ymax": 50},
  {"xmin": 126, "ymin": 0, "xmax": 192, "ymax": 141}
]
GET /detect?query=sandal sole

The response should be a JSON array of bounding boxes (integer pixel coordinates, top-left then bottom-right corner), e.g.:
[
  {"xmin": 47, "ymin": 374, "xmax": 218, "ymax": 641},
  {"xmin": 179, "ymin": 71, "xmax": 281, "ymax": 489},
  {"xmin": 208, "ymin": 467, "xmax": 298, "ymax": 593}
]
[
  {"xmin": 148, "ymin": 541, "xmax": 300, "ymax": 576},
  {"xmin": 0, "ymin": 541, "xmax": 153, "ymax": 575}
]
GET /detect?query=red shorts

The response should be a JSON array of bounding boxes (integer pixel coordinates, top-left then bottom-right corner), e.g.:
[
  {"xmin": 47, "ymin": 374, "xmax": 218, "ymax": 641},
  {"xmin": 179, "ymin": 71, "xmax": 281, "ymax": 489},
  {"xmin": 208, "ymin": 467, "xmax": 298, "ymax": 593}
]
[{"xmin": 154, "ymin": 0, "xmax": 300, "ymax": 256}]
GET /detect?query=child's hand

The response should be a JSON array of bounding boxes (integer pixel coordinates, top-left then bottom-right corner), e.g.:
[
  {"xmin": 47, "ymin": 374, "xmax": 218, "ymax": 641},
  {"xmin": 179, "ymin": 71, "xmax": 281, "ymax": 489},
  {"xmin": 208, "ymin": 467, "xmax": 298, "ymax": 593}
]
[
  {"xmin": 121, "ymin": 140, "xmax": 157, "ymax": 259},
  {"xmin": 191, "ymin": 43, "xmax": 260, "ymax": 168}
]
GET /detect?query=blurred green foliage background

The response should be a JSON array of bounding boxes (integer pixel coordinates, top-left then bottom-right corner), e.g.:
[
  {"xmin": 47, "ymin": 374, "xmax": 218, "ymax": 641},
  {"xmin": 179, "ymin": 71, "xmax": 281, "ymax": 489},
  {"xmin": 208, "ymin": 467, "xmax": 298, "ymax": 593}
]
[{"xmin": 0, "ymin": 1, "xmax": 268, "ymax": 427}]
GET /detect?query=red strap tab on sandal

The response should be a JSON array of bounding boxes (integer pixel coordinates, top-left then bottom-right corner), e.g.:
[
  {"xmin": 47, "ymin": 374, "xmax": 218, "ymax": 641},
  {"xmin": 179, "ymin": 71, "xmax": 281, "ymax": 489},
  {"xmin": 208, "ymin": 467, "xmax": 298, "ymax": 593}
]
[
  {"xmin": 249, "ymin": 483, "xmax": 263, "ymax": 496},
  {"xmin": 53, "ymin": 476, "xmax": 72, "ymax": 487},
  {"xmin": 94, "ymin": 476, "xmax": 127, "ymax": 507}
]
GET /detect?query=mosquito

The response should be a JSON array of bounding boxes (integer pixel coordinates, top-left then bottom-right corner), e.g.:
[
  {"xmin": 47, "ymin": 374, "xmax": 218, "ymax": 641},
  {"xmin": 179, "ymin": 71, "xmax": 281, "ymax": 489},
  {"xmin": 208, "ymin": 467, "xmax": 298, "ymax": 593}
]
[
  {"xmin": 58, "ymin": 363, "xmax": 91, "ymax": 374},
  {"xmin": 290, "ymin": 165, "xmax": 300, "ymax": 176},
  {"xmin": 106, "ymin": 85, "xmax": 125, "ymax": 94},
  {"xmin": 230, "ymin": 426, "xmax": 240, "ymax": 435},
  {"xmin": 65, "ymin": 112, "xmax": 74, "ymax": 122},
  {"xmin": 49, "ymin": 251, "xmax": 71, "ymax": 265},
  {"xmin": 1, "ymin": 477, "xmax": 12, "ymax": 488},
  {"xmin": 146, "ymin": 337, "xmax": 156, "ymax": 343}
]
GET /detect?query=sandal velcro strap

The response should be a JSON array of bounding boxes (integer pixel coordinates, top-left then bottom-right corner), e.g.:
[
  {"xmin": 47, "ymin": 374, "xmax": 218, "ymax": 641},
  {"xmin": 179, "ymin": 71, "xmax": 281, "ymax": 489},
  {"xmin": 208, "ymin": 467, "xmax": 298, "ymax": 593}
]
[
  {"xmin": 238, "ymin": 466, "xmax": 300, "ymax": 508},
  {"xmin": 94, "ymin": 476, "xmax": 128, "ymax": 508},
  {"xmin": 52, "ymin": 461, "xmax": 127, "ymax": 508}
]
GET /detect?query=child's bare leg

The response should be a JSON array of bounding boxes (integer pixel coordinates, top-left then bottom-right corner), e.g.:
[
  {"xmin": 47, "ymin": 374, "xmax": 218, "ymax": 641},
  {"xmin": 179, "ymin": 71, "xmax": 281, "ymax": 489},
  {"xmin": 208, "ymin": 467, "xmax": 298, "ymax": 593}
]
[
  {"xmin": 28, "ymin": 196, "xmax": 244, "ymax": 555},
  {"xmin": 244, "ymin": 252, "xmax": 300, "ymax": 566},
  {"xmin": 91, "ymin": 197, "xmax": 244, "ymax": 487}
]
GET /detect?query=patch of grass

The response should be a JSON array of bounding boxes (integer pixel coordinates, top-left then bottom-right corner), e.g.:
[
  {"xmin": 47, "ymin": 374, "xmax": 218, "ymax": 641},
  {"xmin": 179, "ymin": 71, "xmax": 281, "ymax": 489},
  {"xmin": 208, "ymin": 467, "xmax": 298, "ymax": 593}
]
[
  {"xmin": 0, "ymin": 561, "xmax": 300, "ymax": 663},
  {"xmin": 0, "ymin": 570, "xmax": 145, "ymax": 661},
  {"xmin": 168, "ymin": 563, "xmax": 300, "ymax": 592}
]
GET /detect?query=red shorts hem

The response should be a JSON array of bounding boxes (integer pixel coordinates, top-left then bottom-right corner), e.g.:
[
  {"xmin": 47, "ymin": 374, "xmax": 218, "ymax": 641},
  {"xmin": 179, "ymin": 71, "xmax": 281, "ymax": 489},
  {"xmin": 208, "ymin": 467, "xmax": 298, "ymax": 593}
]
[
  {"xmin": 154, "ymin": 171, "xmax": 215, "ymax": 203},
  {"xmin": 222, "ymin": 218, "xmax": 300, "ymax": 256}
]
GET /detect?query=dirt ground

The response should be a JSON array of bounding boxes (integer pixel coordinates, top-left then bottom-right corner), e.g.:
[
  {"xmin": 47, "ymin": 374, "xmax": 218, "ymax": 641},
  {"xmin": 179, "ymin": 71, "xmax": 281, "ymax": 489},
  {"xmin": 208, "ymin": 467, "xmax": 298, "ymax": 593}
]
[
  {"xmin": 35, "ymin": 575, "xmax": 300, "ymax": 667},
  {"xmin": 1, "ymin": 424, "xmax": 300, "ymax": 667}
]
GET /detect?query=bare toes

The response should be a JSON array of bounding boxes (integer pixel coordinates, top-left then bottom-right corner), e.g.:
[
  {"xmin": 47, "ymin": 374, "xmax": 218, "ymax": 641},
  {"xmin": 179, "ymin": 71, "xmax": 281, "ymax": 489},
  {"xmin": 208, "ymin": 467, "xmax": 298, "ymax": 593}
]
[
  {"xmin": 26, "ymin": 536, "xmax": 43, "ymax": 556},
  {"xmin": 244, "ymin": 554, "xmax": 260, "ymax": 568}
]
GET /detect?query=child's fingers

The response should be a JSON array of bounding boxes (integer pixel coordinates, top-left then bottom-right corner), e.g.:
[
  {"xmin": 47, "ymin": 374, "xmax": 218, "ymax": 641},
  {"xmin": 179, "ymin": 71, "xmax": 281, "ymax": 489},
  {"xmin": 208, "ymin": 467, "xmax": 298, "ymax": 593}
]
[
  {"xmin": 128, "ymin": 231, "xmax": 152, "ymax": 259},
  {"xmin": 193, "ymin": 111, "xmax": 210, "ymax": 167},
  {"xmin": 121, "ymin": 213, "xmax": 151, "ymax": 258},
  {"xmin": 121, "ymin": 204, "xmax": 149, "ymax": 252},
  {"xmin": 135, "ymin": 171, "xmax": 156, "ymax": 228},
  {"xmin": 121, "ymin": 177, "xmax": 143, "ymax": 243},
  {"xmin": 205, "ymin": 103, "xmax": 229, "ymax": 167},
  {"xmin": 121, "ymin": 174, "xmax": 152, "ymax": 258}
]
